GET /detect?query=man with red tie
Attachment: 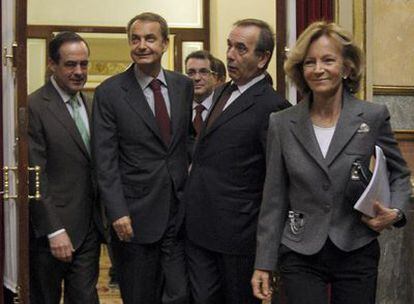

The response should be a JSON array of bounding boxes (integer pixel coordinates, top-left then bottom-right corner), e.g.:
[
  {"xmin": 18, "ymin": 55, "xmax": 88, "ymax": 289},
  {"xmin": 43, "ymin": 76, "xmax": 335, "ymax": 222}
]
[
  {"xmin": 184, "ymin": 19, "xmax": 291, "ymax": 303},
  {"xmin": 93, "ymin": 12, "xmax": 193, "ymax": 304},
  {"xmin": 185, "ymin": 50, "xmax": 222, "ymax": 137}
]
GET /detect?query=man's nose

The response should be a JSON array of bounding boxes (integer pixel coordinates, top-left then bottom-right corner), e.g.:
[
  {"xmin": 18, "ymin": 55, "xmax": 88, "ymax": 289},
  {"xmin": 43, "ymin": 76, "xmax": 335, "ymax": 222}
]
[
  {"xmin": 137, "ymin": 39, "xmax": 147, "ymax": 50},
  {"xmin": 226, "ymin": 47, "xmax": 235, "ymax": 61},
  {"xmin": 73, "ymin": 64, "xmax": 83, "ymax": 75}
]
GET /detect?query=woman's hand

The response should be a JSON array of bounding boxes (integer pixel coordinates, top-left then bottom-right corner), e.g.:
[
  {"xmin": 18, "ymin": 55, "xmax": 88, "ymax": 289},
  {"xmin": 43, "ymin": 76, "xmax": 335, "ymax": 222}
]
[
  {"xmin": 251, "ymin": 269, "xmax": 273, "ymax": 300},
  {"xmin": 361, "ymin": 201, "xmax": 400, "ymax": 232}
]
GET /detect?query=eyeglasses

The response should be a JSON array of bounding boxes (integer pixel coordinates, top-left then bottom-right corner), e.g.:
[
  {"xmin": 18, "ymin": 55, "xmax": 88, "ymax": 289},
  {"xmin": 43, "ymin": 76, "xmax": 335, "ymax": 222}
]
[{"xmin": 186, "ymin": 68, "xmax": 216, "ymax": 78}]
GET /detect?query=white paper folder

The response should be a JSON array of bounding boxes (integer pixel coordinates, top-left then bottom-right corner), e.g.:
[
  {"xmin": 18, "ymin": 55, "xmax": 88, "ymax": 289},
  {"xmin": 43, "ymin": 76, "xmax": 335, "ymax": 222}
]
[{"xmin": 353, "ymin": 145, "xmax": 390, "ymax": 217}]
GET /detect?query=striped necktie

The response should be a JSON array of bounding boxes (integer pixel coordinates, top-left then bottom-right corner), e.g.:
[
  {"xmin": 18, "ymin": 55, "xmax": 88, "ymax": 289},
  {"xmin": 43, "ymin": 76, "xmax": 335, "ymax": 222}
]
[{"xmin": 69, "ymin": 96, "xmax": 90, "ymax": 154}]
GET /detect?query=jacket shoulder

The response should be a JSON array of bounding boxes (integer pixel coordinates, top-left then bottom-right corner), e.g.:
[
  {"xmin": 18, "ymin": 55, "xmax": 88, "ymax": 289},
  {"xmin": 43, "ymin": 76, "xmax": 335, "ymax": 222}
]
[
  {"xmin": 165, "ymin": 69, "xmax": 192, "ymax": 85},
  {"xmin": 96, "ymin": 69, "xmax": 130, "ymax": 90},
  {"xmin": 260, "ymin": 83, "xmax": 291, "ymax": 110},
  {"xmin": 28, "ymin": 83, "xmax": 54, "ymax": 110}
]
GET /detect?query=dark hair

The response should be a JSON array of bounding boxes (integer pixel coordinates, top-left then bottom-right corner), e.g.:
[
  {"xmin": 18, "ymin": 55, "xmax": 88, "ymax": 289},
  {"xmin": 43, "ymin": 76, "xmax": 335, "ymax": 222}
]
[
  {"xmin": 233, "ymin": 18, "xmax": 275, "ymax": 70},
  {"xmin": 49, "ymin": 31, "xmax": 89, "ymax": 63},
  {"xmin": 127, "ymin": 12, "xmax": 169, "ymax": 41},
  {"xmin": 184, "ymin": 50, "xmax": 215, "ymax": 67},
  {"xmin": 284, "ymin": 21, "xmax": 364, "ymax": 93},
  {"xmin": 211, "ymin": 57, "xmax": 226, "ymax": 82}
]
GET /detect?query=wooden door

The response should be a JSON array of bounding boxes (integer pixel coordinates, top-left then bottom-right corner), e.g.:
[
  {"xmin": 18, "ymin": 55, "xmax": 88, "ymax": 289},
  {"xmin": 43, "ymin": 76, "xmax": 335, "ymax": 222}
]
[{"xmin": 2, "ymin": 0, "xmax": 29, "ymax": 302}]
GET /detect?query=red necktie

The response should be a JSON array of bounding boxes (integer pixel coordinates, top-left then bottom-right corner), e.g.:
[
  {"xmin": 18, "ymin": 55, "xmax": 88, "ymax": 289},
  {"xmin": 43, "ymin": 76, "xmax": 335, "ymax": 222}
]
[
  {"xmin": 193, "ymin": 104, "xmax": 206, "ymax": 136},
  {"xmin": 149, "ymin": 79, "xmax": 171, "ymax": 145},
  {"xmin": 207, "ymin": 83, "xmax": 238, "ymax": 128}
]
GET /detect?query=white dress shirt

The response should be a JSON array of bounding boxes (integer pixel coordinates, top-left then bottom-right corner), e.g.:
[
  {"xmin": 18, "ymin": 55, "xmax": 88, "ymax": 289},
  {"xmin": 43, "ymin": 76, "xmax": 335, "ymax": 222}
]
[
  {"xmin": 192, "ymin": 92, "xmax": 214, "ymax": 121},
  {"xmin": 223, "ymin": 73, "xmax": 265, "ymax": 110},
  {"xmin": 134, "ymin": 64, "xmax": 171, "ymax": 116}
]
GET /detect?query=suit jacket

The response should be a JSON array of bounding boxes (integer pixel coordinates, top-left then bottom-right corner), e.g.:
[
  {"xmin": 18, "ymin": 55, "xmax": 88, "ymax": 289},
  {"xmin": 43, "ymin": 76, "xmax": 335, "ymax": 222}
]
[
  {"xmin": 185, "ymin": 78, "xmax": 291, "ymax": 255},
  {"xmin": 28, "ymin": 81, "xmax": 102, "ymax": 250},
  {"xmin": 92, "ymin": 65, "xmax": 193, "ymax": 244},
  {"xmin": 255, "ymin": 91, "xmax": 412, "ymax": 271}
]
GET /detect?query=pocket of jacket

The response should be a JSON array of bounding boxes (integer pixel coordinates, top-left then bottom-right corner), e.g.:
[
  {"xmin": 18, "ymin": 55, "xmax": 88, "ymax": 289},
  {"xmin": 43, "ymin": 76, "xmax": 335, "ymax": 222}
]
[
  {"xmin": 283, "ymin": 210, "xmax": 307, "ymax": 242},
  {"xmin": 52, "ymin": 193, "xmax": 72, "ymax": 207},
  {"xmin": 218, "ymin": 199, "xmax": 257, "ymax": 214},
  {"xmin": 123, "ymin": 184, "xmax": 149, "ymax": 199}
]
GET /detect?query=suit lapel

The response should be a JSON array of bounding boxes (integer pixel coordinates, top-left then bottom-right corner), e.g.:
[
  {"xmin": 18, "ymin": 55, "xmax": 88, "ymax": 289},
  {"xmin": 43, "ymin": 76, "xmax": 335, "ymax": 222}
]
[
  {"xmin": 122, "ymin": 66, "xmax": 165, "ymax": 145},
  {"xmin": 81, "ymin": 92, "xmax": 92, "ymax": 125},
  {"xmin": 289, "ymin": 97, "xmax": 329, "ymax": 176},
  {"xmin": 324, "ymin": 92, "xmax": 364, "ymax": 166},
  {"xmin": 165, "ymin": 71, "xmax": 182, "ymax": 148},
  {"xmin": 202, "ymin": 81, "xmax": 262, "ymax": 137},
  {"xmin": 44, "ymin": 81, "xmax": 90, "ymax": 159}
]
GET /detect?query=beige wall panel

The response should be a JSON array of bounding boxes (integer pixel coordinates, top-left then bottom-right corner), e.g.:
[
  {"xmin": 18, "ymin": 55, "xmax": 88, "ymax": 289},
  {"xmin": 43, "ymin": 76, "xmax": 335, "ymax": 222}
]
[
  {"xmin": 210, "ymin": 0, "xmax": 276, "ymax": 84},
  {"xmin": 373, "ymin": 0, "xmax": 414, "ymax": 86},
  {"xmin": 28, "ymin": 0, "xmax": 203, "ymax": 28},
  {"xmin": 77, "ymin": 33, "xmax": 174, "ymax": 89},
  {"xmin": 27, "ymin": 39, "xmax": 47, "ymax": 94}
]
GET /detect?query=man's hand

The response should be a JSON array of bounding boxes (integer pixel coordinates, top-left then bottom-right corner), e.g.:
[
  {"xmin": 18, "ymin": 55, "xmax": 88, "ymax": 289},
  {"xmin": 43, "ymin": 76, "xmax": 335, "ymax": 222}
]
[
  {"xmin": 361, "ymin": 201, "xmax": 399, "ymax": 232},
  {"xmin": 251, "ymin": 269, "xmax": 272, "ymax": 300},
  {"xmin": 113, "ymin": 216, "xmax": 134, "ymax": 241},
  {"xmin": 49, "ymin": 232, "xmax": 74, "ymax": 263}
]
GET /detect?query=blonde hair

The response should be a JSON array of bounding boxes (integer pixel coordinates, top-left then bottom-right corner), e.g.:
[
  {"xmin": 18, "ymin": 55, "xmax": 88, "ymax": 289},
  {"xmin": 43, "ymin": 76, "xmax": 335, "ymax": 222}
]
[{"xmin": 284, "ymin": 21, "xmax": 364, "ymax": 94}]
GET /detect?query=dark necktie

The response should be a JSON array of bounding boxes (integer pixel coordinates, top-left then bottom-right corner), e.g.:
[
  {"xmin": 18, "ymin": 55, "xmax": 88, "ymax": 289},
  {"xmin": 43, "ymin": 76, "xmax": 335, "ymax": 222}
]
[
  {"xmin": 149, "ymin": 79, "xmax": 171, "ymax": 145},
  {"xmin": 193, "ymin": 104, "xmax": 206, "ymax": 136},
  {"xmin": 207, "ymin": 83, "xmax": 238, "ymax": 128}
]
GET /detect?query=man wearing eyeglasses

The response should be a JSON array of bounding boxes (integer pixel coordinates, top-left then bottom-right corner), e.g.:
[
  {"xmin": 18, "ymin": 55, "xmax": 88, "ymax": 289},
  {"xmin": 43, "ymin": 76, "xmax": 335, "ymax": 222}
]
[{"xmin": 185, "ymin": 50, "xmax": 219, "ymax": 136}]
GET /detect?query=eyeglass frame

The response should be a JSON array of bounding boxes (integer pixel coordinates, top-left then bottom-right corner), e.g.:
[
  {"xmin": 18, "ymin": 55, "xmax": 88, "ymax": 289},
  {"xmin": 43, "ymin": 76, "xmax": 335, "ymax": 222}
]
[{"xmin": 186, "ymin": 68, "xmax": 217, "ymax": 78}]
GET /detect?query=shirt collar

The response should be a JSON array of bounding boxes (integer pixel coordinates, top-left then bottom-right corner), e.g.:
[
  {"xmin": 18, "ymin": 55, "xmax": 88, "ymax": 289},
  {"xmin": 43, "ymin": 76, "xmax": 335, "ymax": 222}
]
[
  {"xmin": 193, "ymin": 92, "xmax": 214, "ymax": 110},
  {"xmin": 134, "ymin": 64, "xmax": 168, "ymax": 90},
  {"xmin": 50, "ymin": 76, "xmax": 80, "ymax": 103},
  {"xmin": 233, "ymin": 73, "xmax": 265, "ymax": 94}
]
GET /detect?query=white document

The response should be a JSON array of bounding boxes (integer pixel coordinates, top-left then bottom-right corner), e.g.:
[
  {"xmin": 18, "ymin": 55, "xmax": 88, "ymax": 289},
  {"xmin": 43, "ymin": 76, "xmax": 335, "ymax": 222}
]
[{"xmin": 353, "ymin": 145, "xmax": 391, "ymax": 217}]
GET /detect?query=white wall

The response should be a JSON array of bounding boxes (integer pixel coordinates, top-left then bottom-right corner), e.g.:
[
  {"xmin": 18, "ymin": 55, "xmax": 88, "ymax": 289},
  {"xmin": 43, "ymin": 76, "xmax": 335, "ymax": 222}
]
[{"xmin": 28, "ymin": 0, "xmax": 203, "ymax": 28}]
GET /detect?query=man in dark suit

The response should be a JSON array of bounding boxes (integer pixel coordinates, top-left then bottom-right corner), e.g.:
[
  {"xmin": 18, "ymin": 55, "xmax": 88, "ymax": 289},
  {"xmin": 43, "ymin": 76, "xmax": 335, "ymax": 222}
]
[
  {"xmin": 185, "ymin": 50, "xmax": 218, "ymax": 136},
  {"xmin": 28, "ymin": 32, "xmax": 102, "ymax": 303},
  {"xmin": 185, "ymin": 19, "xmax": 291, "ymax": 303},
  {"xmin": 92, "ymin": 12, "xmax": 193, "ymax": 304}
]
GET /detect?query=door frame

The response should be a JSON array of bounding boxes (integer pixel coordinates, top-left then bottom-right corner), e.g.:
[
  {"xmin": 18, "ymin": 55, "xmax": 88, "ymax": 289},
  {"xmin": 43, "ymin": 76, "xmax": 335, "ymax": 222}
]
[
  {"xmin": 276, "ymin": 0, "xmax": 287, "ymax": 99},
  {"xmin": 2, "ymin": 0, "xmax": 29, "ymax": 301},
  {"xmin": 16, "ymin": 0, "xmax": 29, "ymax": 302},
  {"xmin": 1, "ymin": 0, "xmax": 4, "ymax": 299}
]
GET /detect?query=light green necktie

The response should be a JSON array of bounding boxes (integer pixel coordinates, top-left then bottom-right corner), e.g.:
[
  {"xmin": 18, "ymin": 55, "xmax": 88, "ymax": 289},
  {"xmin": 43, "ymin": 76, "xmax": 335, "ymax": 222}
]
[{"xmin": 69, "ymin": 96, "xmax": 90, "ymax": 154}]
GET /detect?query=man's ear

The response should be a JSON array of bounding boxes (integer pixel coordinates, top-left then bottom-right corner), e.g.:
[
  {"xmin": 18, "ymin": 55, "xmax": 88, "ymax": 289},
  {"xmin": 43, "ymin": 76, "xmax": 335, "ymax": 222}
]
[
  {"xmin": 257, "ymin": 51, "xmax": 271, "ymax": 69},
  {"xmin": 162, "ymin": 38, "xmax": 170, "ymax": 53},
  {"xmin": 48, "ymin": 57, "xmax": 57, "ymax": 73}
]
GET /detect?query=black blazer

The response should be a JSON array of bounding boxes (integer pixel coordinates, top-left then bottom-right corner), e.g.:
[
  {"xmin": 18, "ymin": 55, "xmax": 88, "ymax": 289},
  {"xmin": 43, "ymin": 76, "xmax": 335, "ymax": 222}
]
[
  {"xmin": 92, "ymin": 65, "xmax": 193, "ymax": 244},
  {"xmin": 28, "ymin": 81, "xmax": 102, "ymax": 250},
  {"xmin": 185, "ymin": 78, "xmax": 291, "ymax": 255}
]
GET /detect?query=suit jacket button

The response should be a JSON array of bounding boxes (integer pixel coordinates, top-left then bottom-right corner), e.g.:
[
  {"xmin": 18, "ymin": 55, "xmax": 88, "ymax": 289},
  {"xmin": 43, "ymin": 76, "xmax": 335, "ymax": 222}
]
[{"xmin": 322, "ymin": 183, "xmax": 330, "ymax": 191}]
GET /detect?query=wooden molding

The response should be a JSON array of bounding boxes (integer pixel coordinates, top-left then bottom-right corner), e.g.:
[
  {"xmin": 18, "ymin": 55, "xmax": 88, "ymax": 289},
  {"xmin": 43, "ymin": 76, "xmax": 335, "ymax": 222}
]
[
  {"xmin": 395, "ymin": 130, "xmax": 414, "ymax": 141},
  {"xmin": 373, "ymin": 86, "xmax": 414, "ymax": 96}
]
